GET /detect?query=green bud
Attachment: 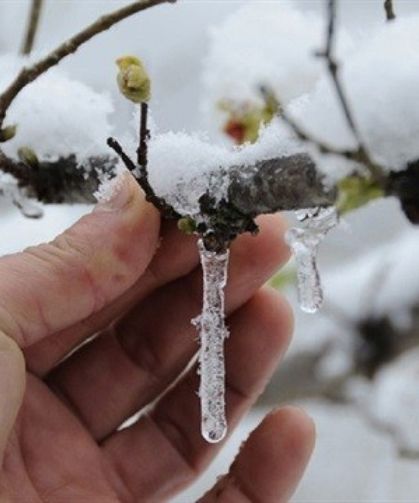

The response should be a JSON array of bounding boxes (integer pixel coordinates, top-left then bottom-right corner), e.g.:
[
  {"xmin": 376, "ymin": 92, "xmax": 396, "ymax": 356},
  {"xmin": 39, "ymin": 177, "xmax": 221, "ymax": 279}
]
[
  {"xmin": 17, "ymin": 146, "xmax": 39, "ymax": 168},
  {"xmin": 0, "ymin": 124, "xmax": 17, "ymax": 143},
  {"xmin": 177, "ymin": 217, "xmax": 197, "ymax": 235},
  {"xmin": 116, "ymin": 55, "xmax": 151, "ymax": 104},
  {"xmin": 269, "ymin": 267, "xmax": 296, "ymax": 290},
  {"xmin": 337, "ymin": 175, "xmax": 384, "ymax": 214}
]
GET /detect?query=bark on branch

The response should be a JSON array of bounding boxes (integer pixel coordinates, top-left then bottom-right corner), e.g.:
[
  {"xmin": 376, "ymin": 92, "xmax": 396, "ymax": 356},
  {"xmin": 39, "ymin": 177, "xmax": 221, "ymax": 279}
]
[
  {"xmin": 0, "ymin": 150, "xmax": 336, "ymax": 208},
  {"xmin": 0, "ymin": 148, "xmax": 414, "ymax": 224}
]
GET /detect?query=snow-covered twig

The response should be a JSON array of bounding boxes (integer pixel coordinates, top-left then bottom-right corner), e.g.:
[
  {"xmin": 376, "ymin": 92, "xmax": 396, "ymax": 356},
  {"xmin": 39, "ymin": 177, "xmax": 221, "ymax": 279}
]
[
  {"xmin": 107, "ymin": 137, "xmax": 180, "ymax": 219},
  {"xmin": 0, "ymin": 0, "xmax": 176, "ymax": 129},
  {"xmin": 21, "ymin": 0, "xmax": 44, "ymax": 56},
  {"xmin": 0, "ymin": 149, "xmax": 114, "ymax": 204},
  {"xmin": 317, "ymin": 0, "xmax": 384, "ymax": 183},
  {"xmin": 272, "ymin": 0, "xmax": 385, "ymax": 186}
]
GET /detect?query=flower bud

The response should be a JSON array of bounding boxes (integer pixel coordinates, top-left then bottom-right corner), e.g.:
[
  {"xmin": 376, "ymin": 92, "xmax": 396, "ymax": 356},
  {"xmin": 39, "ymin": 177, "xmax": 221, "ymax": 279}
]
[
  {"xmin": 116, "ymin": 55, "xmax": 151, "ymax": 104},
  {"xmin": 0, "ymin": 124, "xmax": 17, "ymax": 143},
  {"xmin": 177, "ymin": 217, "xmax": 197, "ymax": 235},
  {"xmin": 18, "ymin": 146, "xmax": 39, "ymax": 168}
]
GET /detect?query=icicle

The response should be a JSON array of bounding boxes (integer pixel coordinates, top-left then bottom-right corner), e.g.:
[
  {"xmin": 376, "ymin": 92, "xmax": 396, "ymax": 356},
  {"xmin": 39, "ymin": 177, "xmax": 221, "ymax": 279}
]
[
  {"xmin": 0, "ymin": 174, "xmax": 43, "ymax": 218},
  {"xmin": 285, "ymin": 207, "xmax": 338, "ymax": 314},
  {"xmin": 193, "ymin": 239, "xmax": 230, "ymax": 443},
  {"xmin": 12, "ymin": 192, "xmax": 43, "ymax": 218}
]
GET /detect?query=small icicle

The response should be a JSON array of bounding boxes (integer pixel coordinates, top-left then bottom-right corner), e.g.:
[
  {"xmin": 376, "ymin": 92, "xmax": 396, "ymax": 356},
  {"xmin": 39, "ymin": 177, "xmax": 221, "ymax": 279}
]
[
  {"xmin": 0, "ymin": 174, "xmax": 43, "ymax": 218},
  {"xmin": 285, "ymin": 207, "xmax": 338, "ymax": 314},
  {"xmin": 193, "ymin": 239, "xmax": 230, "ymax": 443},
  {"xmin": 12, "ymin": 192, "xmax": 43, "ymax": 218}
]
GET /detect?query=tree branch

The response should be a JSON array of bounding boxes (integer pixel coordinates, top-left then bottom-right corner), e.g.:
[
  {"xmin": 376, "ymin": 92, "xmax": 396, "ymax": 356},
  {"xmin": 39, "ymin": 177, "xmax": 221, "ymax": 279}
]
[
  {"xmin": 315, "ymin": 0, "xmax": 385, "ymax": 184},
  {"xmin": 21, "ymin": 0, "xmax": 44, "ymax": 56},
  {"xmin": 0, "ymin": 150, "xmax": 113, "ymax": 204},
  {"xmin": 0, "ymin": 145, "xmax": 413, "ymax": 214},
  {"xmin": 0, "ymin": 0, "xmax": 176, "ymax": 129},
  {"xmin": 384, "ymin": 0, "xmax": 396, "ymax": 21}
]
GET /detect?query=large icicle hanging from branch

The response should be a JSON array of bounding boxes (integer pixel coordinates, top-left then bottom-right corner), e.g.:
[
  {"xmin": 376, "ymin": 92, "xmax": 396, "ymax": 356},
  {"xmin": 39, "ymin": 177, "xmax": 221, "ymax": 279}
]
[
  {"xmin": 193, "ymin": 239, "xmax": 230, "ymax": 443},
  {"xmin": 285, "ymin": 207, "xmax": 338, "ymax": 313}
]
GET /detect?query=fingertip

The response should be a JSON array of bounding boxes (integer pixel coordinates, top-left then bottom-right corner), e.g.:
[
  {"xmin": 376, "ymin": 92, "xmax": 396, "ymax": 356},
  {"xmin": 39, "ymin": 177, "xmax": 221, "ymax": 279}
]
[
  {"xmin": 231, "ymin": 406, "xmax": 315, "ymax": 503},
  {"xmin": 203, "ymin": 405, "xmax": 315, "ymax": 503},
  {"xmin": 267, "ymin": 405, "xmax": 316, "ymax": 460}
]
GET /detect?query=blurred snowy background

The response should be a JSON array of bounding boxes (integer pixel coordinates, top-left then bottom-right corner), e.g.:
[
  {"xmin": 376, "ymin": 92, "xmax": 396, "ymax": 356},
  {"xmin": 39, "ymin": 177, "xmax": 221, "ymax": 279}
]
[{"xmin": 2, "ymin": 0, "xmax": 419, "ymax": 501}]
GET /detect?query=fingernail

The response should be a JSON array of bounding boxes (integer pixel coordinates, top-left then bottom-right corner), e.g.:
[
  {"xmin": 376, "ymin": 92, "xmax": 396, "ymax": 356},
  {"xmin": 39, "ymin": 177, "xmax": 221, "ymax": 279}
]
[{"xmin": 94, "ymin": 171, "xmax": 134, "ymax": 212}]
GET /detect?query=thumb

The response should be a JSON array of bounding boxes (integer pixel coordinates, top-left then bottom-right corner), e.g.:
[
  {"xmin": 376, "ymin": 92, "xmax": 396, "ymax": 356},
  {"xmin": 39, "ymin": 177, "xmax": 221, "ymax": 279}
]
[
  {"xmin": 0, "ymin": 171, "xmax": 160, "ymax": 348},
  {"xmin": 0, "ymin": 332, "xmax": 25, "ymax": 462}
]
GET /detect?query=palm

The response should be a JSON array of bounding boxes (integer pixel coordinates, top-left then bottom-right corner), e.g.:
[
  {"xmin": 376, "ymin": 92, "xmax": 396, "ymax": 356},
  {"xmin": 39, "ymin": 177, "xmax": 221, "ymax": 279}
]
[
  {"xmin": 0, "ymin": 184, "xmax": 314, "ymax": 502},
  {"xmin": 3, "ymin": 376, "xmax": 118, "ymax": 501}
]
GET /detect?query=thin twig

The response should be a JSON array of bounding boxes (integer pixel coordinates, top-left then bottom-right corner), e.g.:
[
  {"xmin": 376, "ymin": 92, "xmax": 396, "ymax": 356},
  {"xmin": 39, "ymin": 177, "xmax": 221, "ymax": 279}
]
[
  {"xmin": 137, "ymin": 102, "xmax": 150, "ymax": 172},
  {"xmin": 318, "ymin": 0, "xmax": 361, "ymax": 143},
  {"xmin": 107, "ymin": 137, "xmax": 179, "ymax": 218},
  {"xmin": 314, "ymin": 0, "xmax": 385, "ymax": 183},
  {"xmin": 384, "ymin": 0, "xmax": 396, "ymax": 21},
  {"xmin": 21, "ymin": 0, "xmax": 44, "ymax": 56},
  {"xmin": 0, "ymin": 0, "xmax": 176, "ymax": 129},
  {"xmin": 106, "ymin": 138, "xmax": 137, "ymax": 173},
  {"xmin": 262, "ymin": 86, "xmax": 381, "ymax": 177}
]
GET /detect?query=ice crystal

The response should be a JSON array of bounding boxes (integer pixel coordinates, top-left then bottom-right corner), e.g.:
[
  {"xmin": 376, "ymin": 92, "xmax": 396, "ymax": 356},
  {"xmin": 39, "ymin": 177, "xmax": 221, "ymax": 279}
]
[
  {"xmin": 193, "ymin": 239, "xmax": 230, "ymax": 443},
  {"xmin": 286, "ymin": 207, "xmax": 338, "ymax": 313}
]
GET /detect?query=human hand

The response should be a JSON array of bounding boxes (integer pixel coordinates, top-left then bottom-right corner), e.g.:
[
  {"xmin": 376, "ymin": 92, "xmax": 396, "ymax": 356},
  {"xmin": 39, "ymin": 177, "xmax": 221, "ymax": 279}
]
[{"xmin": 0, "ymin": 173, "xmax": 314, "ymax": 502}]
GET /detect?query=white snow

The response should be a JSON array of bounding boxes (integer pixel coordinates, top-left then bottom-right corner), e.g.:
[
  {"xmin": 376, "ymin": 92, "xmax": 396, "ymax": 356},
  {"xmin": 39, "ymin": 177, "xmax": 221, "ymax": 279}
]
[
  {"xmin": 367, "ymin": 349, "xmax": 419, "ymax": 456},
  {"xmin": 201, "ymin": 4, "xmax": 419, "ymax": 184},
  {"xmin": 323, "ymin": 228, "xmax": 419, "ymax": 324},
  {"xmin": 201, "ymin": 1, "xmax": 353, "ymax": 134},
  {"xmin": 150, "ymin": 11, "xmax": 419, "ymax": 214},
  {"xmin": 0, "ymin": 54, "xmax": 114, "ymax": 163},
  {"xmin": 147, "ymin": 118, "xmax": 303, "ymax": 216},
  {"xmin": 93, "ymin": 162, "xmax": 127, "ymax": 204},
  {"xmin": 289, "ymin": 14, "xmax": 419, "ymax": 181}
]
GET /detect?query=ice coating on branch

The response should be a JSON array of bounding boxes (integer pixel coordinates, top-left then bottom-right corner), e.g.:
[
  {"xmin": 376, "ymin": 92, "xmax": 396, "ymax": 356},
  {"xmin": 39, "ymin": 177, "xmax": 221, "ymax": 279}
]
[
  {"xmin": 0, "ymin": 172, "xmax": 43, "ymax": 218},
  {"xmin": 93, "ymin": 163, "xmax": 127, "ymax": 204},
  {"xmin": 193, "ymin": 240, "xmax": 230, "ymax": 443},
  {"xmin": 286, "ymin": 207, "xmax": 338, "ymax": 313}
]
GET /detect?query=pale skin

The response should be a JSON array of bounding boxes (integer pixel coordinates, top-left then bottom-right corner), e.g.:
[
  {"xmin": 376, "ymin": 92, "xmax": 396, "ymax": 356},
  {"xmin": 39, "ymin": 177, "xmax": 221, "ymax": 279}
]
[{"xmin": 0, "ymin": 173, "xmax": 315, "ymax": 502}]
